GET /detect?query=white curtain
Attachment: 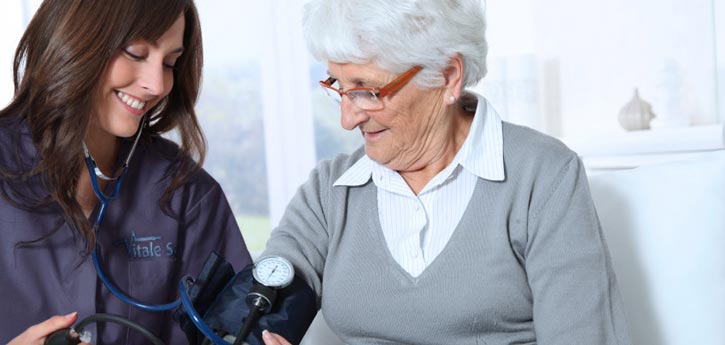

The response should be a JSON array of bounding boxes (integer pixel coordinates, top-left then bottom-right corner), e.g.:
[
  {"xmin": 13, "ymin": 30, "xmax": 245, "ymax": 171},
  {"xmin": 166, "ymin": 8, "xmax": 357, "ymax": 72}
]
[{"xmin": 260, "ymin": 0, "xmax": 316, "ymax": 227}]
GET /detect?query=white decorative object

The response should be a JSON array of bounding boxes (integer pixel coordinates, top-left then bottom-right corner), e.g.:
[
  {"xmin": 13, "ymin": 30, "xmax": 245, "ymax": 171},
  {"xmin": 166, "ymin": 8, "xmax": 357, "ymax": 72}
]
[
  {"xmin": 618, "ymin": 88, "xmax": 655, "ymax": 131},
  {"xmin": 650, "ymin": 59, "xmax": 690, "ymax": 129},
  {"xmin": 479, "ymin": 54, "xmax": 542, "ymax": 131}
]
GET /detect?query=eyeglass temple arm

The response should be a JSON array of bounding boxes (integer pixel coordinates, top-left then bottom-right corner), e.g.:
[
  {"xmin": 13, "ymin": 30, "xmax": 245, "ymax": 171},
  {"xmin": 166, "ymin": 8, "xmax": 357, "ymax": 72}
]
[
  {"xmin": 378, "ymin": 66, "xmax": 422, "ymax": 97},
  {"xmin": 319, "ymin": 77, "xmax": 343, "ymax": 96}
]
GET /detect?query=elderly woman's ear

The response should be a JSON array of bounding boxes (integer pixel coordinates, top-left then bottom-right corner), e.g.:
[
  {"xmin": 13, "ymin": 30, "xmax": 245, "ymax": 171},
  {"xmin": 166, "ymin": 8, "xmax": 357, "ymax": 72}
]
[{"xmin": 443, "ymin": 54, "xmax": 465, "ymax": 105}]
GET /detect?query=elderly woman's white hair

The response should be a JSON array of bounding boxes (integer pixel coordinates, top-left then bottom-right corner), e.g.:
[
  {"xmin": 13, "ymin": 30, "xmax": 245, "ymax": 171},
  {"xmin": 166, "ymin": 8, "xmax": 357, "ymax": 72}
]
[{"xmin": 304, "ymin": 0, "xmax": 487, "ymax": 88}]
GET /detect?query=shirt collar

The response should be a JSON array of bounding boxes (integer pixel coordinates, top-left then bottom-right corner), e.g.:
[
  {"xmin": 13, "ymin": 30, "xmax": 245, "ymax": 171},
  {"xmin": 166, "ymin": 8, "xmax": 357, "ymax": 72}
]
[
  {"xmin": 456, "ymin": 91, "xmax": 505, "ymax": 181},
  {"xmin": 333, "ymin": 91, "xmax": 505, "ymax": 187},
  {"xmin": 333, "ymin": 154, "xmax": 374, "ymax": 187}
]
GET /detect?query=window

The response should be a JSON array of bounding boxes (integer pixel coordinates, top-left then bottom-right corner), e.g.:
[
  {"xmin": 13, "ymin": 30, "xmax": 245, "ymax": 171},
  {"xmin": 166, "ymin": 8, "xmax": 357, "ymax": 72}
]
[
  {"xmin": 196, "ymin": 1, "xmax": 361, "ymax": 252},
  {"xmin": 195, "ymin": 2, "xmax": 273, "ymax": 252}
]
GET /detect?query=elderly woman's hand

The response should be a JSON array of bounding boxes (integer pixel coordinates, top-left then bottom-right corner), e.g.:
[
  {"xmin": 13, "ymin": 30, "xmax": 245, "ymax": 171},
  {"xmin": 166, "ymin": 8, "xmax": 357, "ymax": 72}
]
[{"xmin": 261, "ymin": 330, "xmax": 292, "ymax": 345}]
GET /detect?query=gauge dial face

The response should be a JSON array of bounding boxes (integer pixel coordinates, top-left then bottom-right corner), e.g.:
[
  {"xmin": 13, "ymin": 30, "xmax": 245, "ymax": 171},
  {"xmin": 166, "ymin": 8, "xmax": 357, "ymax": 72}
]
[{"xmin": 252, "ymin": 256, "xmax": 295, "ymax": 288}]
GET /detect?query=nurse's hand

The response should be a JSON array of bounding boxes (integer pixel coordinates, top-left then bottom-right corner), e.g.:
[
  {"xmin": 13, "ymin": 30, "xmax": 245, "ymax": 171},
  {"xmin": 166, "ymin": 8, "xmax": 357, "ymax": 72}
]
[
  {"xmin": 8, "ymin": 312, "xmax": 89, "ymax": 345},
  {"xmin": 261, "ymin": 330, "xmax": 292, "ymax": 345}
]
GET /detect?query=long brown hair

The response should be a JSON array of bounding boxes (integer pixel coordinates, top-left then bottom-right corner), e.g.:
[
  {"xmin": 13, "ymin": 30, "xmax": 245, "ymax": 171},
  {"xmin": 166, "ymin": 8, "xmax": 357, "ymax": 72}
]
[{"xmin": 0, "ymin": 0, "xmax": 206, "ymax": 252}]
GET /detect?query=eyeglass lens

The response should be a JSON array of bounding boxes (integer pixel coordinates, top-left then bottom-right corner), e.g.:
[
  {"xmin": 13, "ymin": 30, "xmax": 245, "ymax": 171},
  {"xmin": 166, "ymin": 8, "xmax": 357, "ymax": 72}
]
[{"xmin": 322, "ymin": 81, "xmax": 381, "ymax": 110}]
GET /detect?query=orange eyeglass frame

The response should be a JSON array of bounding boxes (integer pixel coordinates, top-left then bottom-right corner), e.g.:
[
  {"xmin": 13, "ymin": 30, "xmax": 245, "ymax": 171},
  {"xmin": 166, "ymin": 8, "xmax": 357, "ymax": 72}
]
[{"xmin": 319, "ymin": 65, "xmax": 423, "ymax": 99}]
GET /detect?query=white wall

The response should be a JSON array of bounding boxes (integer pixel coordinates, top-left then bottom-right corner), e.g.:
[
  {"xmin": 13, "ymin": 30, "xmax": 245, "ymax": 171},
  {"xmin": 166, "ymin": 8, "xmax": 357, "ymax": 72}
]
[
  {"xmin": 478, "ymin": 0, "xmax": 719, "ymax": 137},
  {"xmin": 716, "ymin": 0, "xmax": 725, "ymax": 125}
]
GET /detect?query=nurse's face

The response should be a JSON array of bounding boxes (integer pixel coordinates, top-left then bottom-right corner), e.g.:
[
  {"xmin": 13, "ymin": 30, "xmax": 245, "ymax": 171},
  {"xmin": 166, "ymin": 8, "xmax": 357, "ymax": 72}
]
[{"xmin": 93, "ymin": 15, "xmax": 185, "ymax": 139}]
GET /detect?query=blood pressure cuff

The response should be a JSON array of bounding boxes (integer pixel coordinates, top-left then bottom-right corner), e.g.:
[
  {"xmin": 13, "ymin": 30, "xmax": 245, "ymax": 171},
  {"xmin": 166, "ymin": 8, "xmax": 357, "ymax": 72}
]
[
  {"xmin": 174, "ymin": 251, "xmax": 236, "ymax": 344},
  {"xmin": 175, "ymin": 252, "xmax": 318, "ymax": 345}
]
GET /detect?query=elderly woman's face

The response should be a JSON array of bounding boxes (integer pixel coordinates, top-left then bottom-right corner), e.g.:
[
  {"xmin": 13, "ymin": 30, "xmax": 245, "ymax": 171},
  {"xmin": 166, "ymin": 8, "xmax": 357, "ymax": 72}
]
[{"xmin": 328, "ymin": 61, "xmax": 447, "ymax": 170}]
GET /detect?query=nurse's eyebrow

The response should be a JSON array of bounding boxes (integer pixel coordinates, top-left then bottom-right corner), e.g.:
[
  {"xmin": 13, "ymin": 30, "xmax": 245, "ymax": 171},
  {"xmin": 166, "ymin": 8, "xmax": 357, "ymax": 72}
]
[
  {"xmin": 163, "ymin": 47, "xmax": 185, "ymax": 55},
  {"xmin": 148, "ymin": 40, "xmax": 185, "ymax": 55}
]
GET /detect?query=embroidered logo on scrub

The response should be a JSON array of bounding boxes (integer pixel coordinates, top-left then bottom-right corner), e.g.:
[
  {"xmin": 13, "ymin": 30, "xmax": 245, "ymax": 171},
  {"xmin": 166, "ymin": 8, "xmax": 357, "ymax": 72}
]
[{"xmin": 114, "ymin": 232, "xmax": 176, "ymax": 259}]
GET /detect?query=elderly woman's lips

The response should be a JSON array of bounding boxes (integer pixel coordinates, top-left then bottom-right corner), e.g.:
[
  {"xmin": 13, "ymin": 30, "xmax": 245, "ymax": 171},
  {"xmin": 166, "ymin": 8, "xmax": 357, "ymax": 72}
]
[{"xmin": 363, "ymin": 129, "xmax": 386, "ymax": 140}]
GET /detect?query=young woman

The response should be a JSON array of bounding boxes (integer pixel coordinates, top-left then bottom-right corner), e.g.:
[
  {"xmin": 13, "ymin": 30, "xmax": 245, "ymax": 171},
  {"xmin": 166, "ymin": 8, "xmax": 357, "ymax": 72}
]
[{"xmin": 0, "ymin": 1, "xmax": 251, "ymax": 344}]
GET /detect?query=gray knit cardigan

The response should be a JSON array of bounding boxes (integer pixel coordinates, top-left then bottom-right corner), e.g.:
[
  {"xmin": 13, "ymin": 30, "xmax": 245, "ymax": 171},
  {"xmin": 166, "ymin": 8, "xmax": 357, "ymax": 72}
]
[{"xmin": 262, "ymin": 122, "xmax": 631, "ymax": 345}]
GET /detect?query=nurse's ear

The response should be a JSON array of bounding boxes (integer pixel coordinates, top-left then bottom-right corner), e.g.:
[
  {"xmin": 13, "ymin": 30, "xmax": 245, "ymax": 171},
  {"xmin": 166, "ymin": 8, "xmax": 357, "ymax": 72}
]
[{"xmin": 442, "ymin": 54, "xmax": 464, "ymax": 105}]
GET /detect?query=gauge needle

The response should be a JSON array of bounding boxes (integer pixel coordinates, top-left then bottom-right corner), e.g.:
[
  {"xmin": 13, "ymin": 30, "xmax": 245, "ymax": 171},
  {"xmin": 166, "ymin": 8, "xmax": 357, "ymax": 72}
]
[{"xmin": 266, "ymin": 265, "xmax": 278, "ymax": 280}]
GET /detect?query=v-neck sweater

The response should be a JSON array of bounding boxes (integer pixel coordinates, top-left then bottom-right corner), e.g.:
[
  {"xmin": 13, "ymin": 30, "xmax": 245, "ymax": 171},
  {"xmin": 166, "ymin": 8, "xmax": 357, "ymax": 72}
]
[{"xmin": 262, "ymin": 122, "xmax": 630, "ymax": 345}]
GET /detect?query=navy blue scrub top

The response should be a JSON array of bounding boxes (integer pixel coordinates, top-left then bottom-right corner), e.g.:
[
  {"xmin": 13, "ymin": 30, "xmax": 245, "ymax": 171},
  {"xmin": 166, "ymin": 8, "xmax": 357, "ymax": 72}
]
[{"xmin": 0, "ymin": 117, "xmax": 253, "ymax": 344}]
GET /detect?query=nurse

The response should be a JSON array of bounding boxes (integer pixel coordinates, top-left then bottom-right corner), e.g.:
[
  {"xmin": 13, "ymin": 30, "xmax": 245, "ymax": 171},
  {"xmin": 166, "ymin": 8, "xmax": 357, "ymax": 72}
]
[{"xmin": 0, "ymin": 0, "xmax": 251, "ymax": 344}]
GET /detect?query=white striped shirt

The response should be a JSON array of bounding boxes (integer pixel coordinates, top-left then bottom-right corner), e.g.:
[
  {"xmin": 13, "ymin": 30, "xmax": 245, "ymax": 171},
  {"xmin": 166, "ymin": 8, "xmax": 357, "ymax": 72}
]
[{"xmin": 334, "ymin": 92, "xmax": 505, "ymax": 277}]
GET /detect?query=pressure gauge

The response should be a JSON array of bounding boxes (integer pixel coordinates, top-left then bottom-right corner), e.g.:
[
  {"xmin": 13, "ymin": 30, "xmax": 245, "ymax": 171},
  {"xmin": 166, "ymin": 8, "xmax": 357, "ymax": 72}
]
[
  {"xmin": 235, "ymin": 256, "xmax": 296, "ymax": 344},
  {"xmin": 252, "ymin": 256, "xmax": 294, "ymax": 289}
]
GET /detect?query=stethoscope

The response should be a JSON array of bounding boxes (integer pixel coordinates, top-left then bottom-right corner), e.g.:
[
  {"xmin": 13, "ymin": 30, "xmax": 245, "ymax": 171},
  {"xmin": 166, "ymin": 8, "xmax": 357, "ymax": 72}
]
[
  {"xmin": 51, "ymin": 115, "xmax": 279, "ymax": 345},
  {"xmin": 83, "ymin": 116, "xmax": 183, "ymax": 313}
]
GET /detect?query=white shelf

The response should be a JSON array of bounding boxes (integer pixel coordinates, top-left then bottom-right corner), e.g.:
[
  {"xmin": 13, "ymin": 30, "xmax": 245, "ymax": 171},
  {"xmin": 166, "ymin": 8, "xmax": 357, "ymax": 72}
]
[{"xmin": 559, "ymin": 124, "xmax": 725, "ymax": 171}]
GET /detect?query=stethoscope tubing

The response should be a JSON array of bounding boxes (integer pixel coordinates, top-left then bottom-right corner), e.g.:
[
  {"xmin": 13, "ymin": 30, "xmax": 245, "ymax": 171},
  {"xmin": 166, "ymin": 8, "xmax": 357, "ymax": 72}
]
[
  {"xmin": 91, "ymin": 247, "xmax": 182, "ymax": 312},
  {"xmin": 84, "ymin": 116, "xmax": 229, "ymax": 342},
  {"xmin": 73, "ymin": 313, "xmax": 165, "ymax": 345},
  {"xmin": 87, "ymin": 147, "xmax": 181, "ymax": 312},
  {"xmin": 180, "ymin": 277, "xmax": 230, "ymax": 345}
]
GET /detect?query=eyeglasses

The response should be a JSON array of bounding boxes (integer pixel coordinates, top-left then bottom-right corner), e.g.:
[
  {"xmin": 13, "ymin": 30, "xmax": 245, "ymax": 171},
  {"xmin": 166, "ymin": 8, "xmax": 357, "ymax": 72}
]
[{"xmin": 319, "ymin": 66, "xmax": 422, "ymax": 111}]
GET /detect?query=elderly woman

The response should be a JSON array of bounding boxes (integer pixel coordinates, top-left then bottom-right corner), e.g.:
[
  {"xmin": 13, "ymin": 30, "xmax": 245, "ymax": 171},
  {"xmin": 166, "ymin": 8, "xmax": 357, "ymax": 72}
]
[{"xmin": 260, "ymin": 1, "xmax": 631, "ymax": 344}]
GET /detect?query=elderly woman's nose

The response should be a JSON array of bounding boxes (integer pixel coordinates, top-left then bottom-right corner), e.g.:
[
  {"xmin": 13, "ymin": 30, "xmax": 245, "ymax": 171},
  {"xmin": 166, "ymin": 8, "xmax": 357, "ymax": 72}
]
[{"xmin": 340, "ymin": 100, "xmax": 369, "ymax": 130}]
